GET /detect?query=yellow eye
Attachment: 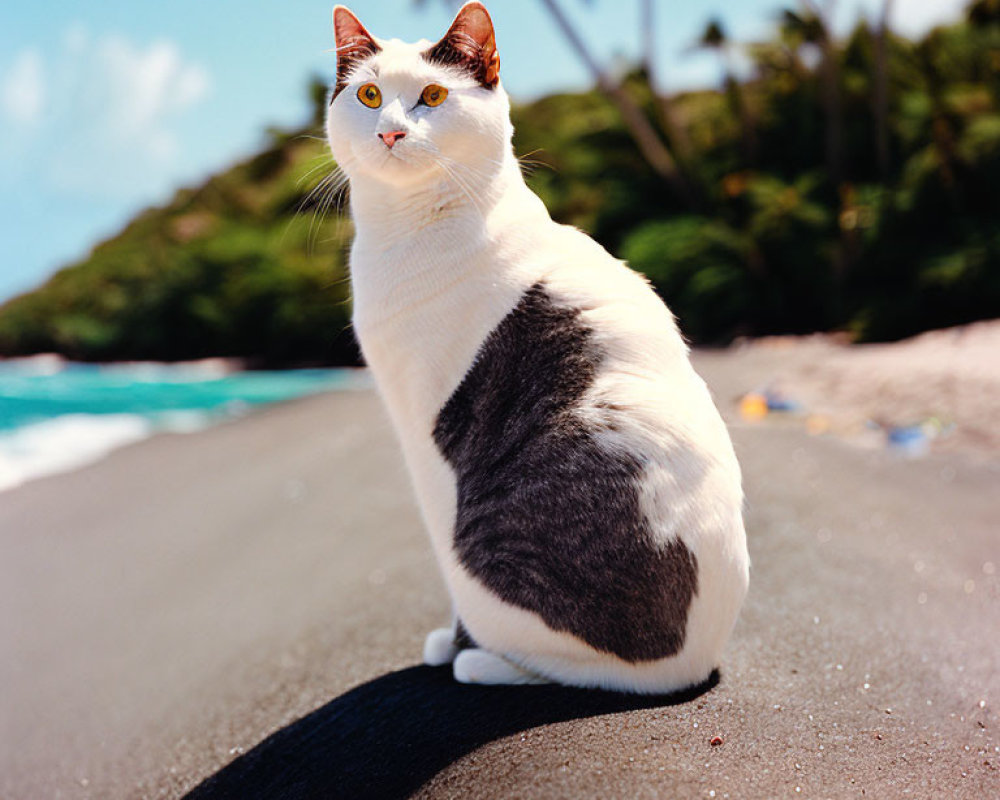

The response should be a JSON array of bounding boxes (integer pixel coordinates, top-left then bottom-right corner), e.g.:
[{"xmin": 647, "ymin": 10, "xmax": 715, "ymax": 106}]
[
  {"xmin": 357, "ymin": 83, "xmax": 381, "ymax": 108},
  {"xmin": 420, "ymin": 84, "xmax": 448, "ymax": 107}
]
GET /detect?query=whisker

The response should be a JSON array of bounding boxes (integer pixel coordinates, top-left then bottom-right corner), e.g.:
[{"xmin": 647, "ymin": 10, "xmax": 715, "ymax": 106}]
[
  {"xmin": 518, "ymin": 148, "xmax": 547, "ymax": 161},
  {"xmin": 516, "ymin": 148, "xmax": 555, "ymax": 178},
  {"xmin": 280, "ymin": 166, "xmax": 339, "ymax": 246},
  {"xmin": 307, "ymin": 168, "xmax": 348, "ymax": 255},
  {"xmin": 438, "ymin": 159, "xmax": 487, "ymax": 218},
  {"xmin": 330, "ymin": 157, "xmax": 357, "ymax": 219},
  {"xmin": 288, "ymin": 131, "xmax": 330, "ymax": 145},
  {"xmin": 334, "ymin": 180, "xmax": 351, "ymax": 216},
  {"xmin": 308, "ymin": 173, "xmax": 349, "ymax": 254},
  {"xmin": 296, "ymin": 156, "xmax": 337, "ymax": 189},
  {"xmin": 518, "ymin": 158, "xmax": 552, "ymax": 169},
  {"xmin": 283, "ymin": 155, "xmax": 352, "ymax": 251},
  {"xmin": 319, "ymin": 272, "xmax": 353, "ymax": 291},
  {"xmin": 298, "ymin": 166, "xmax": 342, "ymax": 213},
  {"xmin": 440, "ymin": 155, "xmax": 492, "ymax": 184}
]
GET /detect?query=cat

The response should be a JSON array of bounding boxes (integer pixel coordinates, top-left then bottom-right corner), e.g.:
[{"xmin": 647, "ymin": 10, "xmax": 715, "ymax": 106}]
[{"xmin": 326, "ymin": 1, "xmax": 749, "ymax": 693}]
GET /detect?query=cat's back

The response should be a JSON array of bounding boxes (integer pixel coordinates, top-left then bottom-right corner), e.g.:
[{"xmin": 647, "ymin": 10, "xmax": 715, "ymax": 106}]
[
  {"xmin": 430, "ymin": 220, "xmax": 747, "ymax": 691},
  {"xmin": 509, "ymin": 219, "xmax": 736, "ymax": 452}
]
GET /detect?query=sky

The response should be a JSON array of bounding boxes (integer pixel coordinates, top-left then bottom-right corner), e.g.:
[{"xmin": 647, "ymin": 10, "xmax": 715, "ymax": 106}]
[{"xmin": 0, "ymin": 0, "xmax": 968, "ymax": 303}]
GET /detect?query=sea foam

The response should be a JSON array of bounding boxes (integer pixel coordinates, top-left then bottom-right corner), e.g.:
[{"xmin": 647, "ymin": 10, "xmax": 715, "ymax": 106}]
[
  {"xmin": 0, "ymin": 361, "xmax": 364, "ymax": 493},
  {"xmin": 0, "ymin": 413, "xmax": 156, "ymax": 492}
]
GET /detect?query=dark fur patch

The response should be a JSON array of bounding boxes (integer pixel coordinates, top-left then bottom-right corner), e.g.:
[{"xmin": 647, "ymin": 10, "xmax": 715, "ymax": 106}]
[
  {"xmin": 453, "ymin": 619, "xmax": 476, "ymax": 651},
  {"xmin": 433, "ymin": 284, "xmax": 698, "ymax": 663},
  {"xmin": 423, "ymin": 34, "xmax": 499, "ymax": 90},
  {"xmin": 332, "ymin": 37, "xmax": 381, "ymax": 101}
]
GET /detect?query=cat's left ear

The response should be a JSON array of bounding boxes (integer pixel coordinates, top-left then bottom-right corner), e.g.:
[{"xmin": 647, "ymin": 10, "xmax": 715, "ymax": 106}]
[
  {"xmin": 424, "ymin": 2, "xmax": 500, "ymax": 90},
  {"xmin": 332, "ymin": 6, "xmax": 381, "ymax": 98}
]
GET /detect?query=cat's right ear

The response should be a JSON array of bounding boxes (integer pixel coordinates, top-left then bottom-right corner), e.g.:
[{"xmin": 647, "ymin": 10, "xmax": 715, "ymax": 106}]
[
  {"xmin": 332, "ymin": 6, "xmax": 380, "ymax": 99},
  {"xmin": 424, "ymin": 2, "xmax": 500, "ymax": 90}
]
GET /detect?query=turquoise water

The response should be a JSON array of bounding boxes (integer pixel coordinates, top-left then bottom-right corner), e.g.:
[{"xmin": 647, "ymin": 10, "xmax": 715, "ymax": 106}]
[
  {"xmin": 0, "ymin": 361, "xmax": 369, "ymax": 491},
  {"xmin": 0, "ymin": 361, "xmax": 361, "ymax": 432}
]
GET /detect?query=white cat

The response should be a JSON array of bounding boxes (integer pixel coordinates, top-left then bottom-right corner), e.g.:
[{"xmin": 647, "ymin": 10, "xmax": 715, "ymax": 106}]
[{"xmin": 326, "ymin": 2, "xmax": 748, "ymax": 693}]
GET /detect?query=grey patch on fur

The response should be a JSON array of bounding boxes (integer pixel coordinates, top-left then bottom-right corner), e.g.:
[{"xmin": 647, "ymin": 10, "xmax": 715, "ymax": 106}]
[
  {"xmin": 433, "ymin": 284, "xmax": 698, "ymax": 663},
  {"xmin": 453, "ymin": 620, "xmax": 476, "ymax": 651},
  {"xmin": 332, "ymin": 37, "xmax": 381, "ymax": 101},
  {"xmin": 422, "ymin": 36, "xmax": 497, "ymax": 90}
]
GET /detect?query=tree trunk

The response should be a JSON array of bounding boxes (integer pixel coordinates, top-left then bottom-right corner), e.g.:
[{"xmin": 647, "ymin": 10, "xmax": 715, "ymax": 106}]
[
  {"xmin": 873, "ymin": 0, "xmax": 895, "ymax": 182},
  {"xmin": 722, "ymin": 50, "xmax": 758, "ymax": 164},
  {"xmin": 640, "ymin": 0, "xmax": 655, "ymax": 77},
  {"xmin": 537, "ymin": 0, "xmax": 695, "ymax": 206},
  {"xmin": 803, "ymin": 0, "xmax": 843, "ymax": 186},
  {"xmin": 641, "ymin": 0, "xmax": 695, "ymax": 164}
]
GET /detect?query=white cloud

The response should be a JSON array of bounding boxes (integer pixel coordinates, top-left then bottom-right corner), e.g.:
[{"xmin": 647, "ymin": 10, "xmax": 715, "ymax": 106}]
[
  {"xmin": 664, "ymin": 0, "xmax": 968, "ymax": 92},
  {"xmin": 889, "ymin": 0, "xmax": 967, "ymax": 39},
  {"xmin": 97, "ymin": 35, "xmax": 210, "ymax": 158},
  {"xmin": 846, "ymin": 0, "xmax": 967, "ymax": 38},
  {"xmin": 1, "ymin": 49, "xmax": 45, "ymax": 125},
  {"xmin": 0, "ymin": 27, "xmax": 211, "ymax": 198}
]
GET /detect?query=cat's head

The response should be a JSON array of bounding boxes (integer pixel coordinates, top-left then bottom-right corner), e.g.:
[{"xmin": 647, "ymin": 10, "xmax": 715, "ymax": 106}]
[{"xmin": 326, "ymin": 2, "xmax": 512, "ymax": 188}]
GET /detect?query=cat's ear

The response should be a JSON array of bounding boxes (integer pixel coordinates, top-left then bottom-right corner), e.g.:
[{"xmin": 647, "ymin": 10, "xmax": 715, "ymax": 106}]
[
  {"xmin": 332, "ymin": 6, "xmax": 380, "ymax": 98},
  {"xmin": 424, "ymin": 2, "xmax": 500, "ymax": 90}
]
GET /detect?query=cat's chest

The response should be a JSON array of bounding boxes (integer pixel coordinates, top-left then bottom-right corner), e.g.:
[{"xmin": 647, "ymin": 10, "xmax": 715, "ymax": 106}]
[{"xmin": 350, "ymin": 238, "xmax": 530, "ymax": 430}]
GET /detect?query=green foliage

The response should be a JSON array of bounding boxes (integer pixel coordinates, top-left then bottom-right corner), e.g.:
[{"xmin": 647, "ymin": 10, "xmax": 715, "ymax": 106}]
[
  {"xmin": 0, "ymin": 134, "xmax": 355, "ymax": 365},
  {"xmin": 516, "ymin": 4, "xmax": 1000, "ymax": 343},
  {"xmin": 622, "ymin": 217, "xmax": 752, "ymax": 341},
  {"xmin": 1, "ymin": 4, "xmax": 999, "ymax": 363}
]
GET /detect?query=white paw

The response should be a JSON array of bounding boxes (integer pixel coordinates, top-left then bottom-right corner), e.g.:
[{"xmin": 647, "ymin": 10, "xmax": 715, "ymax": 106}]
[
  {"xmin": 423, "ymin": 627, "xmax": 459, "ymax": 666},
  {"xmin": 453, "ymin": 648, "xmax": 550, "ymax": 686}
]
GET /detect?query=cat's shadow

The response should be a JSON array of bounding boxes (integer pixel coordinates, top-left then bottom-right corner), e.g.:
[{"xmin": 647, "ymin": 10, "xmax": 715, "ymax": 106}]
[{"xmin": 183, "ymin": 664, "xmax": 718, "ymax": 800}]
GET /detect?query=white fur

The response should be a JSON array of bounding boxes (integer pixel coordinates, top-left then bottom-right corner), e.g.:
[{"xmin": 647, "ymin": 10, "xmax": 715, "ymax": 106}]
[
  {"xmin": 423, "ymin": 627, "xmax": 461, "ymax": 666},
  {"xmin": 453, "ymin": 649, "xmax": 551, "ymax": 686},
  {"xmin": 327, "ymin": 18, "xmax": 749, "ymax": 694}
]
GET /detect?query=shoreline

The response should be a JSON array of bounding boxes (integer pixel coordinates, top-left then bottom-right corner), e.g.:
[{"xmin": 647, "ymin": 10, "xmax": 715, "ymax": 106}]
[
  {"xmin": 0, "ymin": 363, "xmax": 373, "ymax": 493},
  {"xmin": 2, "ymin": 379, "xmax": 996, "ymax": 799},
  {"xmin": 2, "ymin": 318, "xmax": 997, "ymax": 497}
]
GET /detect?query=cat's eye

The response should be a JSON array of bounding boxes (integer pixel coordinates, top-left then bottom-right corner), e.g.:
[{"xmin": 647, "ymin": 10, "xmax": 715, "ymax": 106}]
[
  {"xmin": 357, "ymin": 83, "xmax": 382, "ymax": 109},
  {"xmin": 420, "ymin": 84, "xmax": 448, "ymax": 107}
]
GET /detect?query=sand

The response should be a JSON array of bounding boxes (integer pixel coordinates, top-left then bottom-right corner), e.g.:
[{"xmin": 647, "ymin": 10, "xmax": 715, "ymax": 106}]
[
  {"xmin": 1, "ymin": 339, "xmax": 998, "ymax": 799},
  {"xmin": 715, "ymin": 320, "xmax": 1000, "ymax": 457}
]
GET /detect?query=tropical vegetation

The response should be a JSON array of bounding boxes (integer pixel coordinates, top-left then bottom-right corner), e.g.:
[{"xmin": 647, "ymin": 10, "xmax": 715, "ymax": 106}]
[{"xmin": 0, "ymin": 1, "xmax": 998, "ymax": 363}]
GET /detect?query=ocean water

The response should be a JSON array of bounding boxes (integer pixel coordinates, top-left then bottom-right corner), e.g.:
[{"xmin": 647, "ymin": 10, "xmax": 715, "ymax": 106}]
[{"xmin": 0, "ymin": 358, "xmax": 369, "ymax": 492}]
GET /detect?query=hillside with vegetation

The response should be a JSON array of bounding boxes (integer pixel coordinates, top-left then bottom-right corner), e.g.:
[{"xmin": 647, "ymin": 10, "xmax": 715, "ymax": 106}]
[{"xmin": 1, "ymin": 2, "xmax": 999, "ymax": 364}]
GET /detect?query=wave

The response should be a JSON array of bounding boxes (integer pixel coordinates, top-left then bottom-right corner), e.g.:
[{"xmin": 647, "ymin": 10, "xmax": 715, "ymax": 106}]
[
  {"xmin": 0, "ymin": 362, "xmax": 372, "ymax": 493},
  {"xmin": 0, "ymin": 412, "xmax": 212, "ymax": 493}
]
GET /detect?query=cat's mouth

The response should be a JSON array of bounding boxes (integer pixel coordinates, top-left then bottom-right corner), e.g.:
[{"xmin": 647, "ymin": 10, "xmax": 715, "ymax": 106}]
[
  {"xmin": 376, "ymin": 144, "xmax": 414, "ymax": 169},
  {"xmin": 377, "ymin": 147, "xmax": 430, "ymax": 175},
  {"xmin": 366, "ymin": 144, "xmax": 438, "ymax": 184}
]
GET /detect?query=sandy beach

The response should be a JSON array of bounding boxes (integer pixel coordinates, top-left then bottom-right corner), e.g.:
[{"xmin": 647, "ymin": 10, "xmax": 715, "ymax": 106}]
[
  {"xmin": 715, "ymin": 321, "xmax": 1000, "ymax": 458},
  {"xmin": 2, "ymin": 339, "xmax": 998, "ymax": 799}
]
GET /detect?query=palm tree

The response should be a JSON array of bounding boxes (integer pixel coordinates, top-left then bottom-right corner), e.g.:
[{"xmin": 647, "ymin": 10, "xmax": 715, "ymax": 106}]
[
  {"xmin": 639, "ymin": 0, "xmax": 693, "ymax": 163},
  {"xmin": 914, "ymin": 32, "xmax": 961, "ymax": 204},
  {"xmin": 536, "ymin": 0, "xmax": 695, "ymax": 205},
  {"xmin": 785, "ymin": 1, "xmax": 843, "ymax": 187},
  {"xmin": 698, "ymin": 18, "xmax": 757, "ymax": 163},
  {"xmin": 968, "ymin": 0, "xmax": 1000, "ymax": 25},
  {"xmin": 873, "ymin": 0, "xmax": 895, "ymax": 182}
]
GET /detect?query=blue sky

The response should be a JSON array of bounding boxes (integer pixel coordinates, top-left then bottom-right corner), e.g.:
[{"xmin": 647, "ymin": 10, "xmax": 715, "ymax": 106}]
[{"xmin": 0, "ymin": 0, "xmax": 967, "ymax": 303}]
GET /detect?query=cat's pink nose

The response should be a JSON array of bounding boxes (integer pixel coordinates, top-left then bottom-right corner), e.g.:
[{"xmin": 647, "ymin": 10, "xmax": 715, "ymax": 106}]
[{"xmin": 378, "ymin": 130, "xmax": 406, "ymax": 148}]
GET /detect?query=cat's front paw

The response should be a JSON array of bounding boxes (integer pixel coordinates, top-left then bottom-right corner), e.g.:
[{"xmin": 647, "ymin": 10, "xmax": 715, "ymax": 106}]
[
  {"xmin": 423, "ymin": 627, "xmax": 459, "ymax": 666},
  {"xmin": 452, "ymin": 648, "xmax": 550, "ymax": 686}
]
